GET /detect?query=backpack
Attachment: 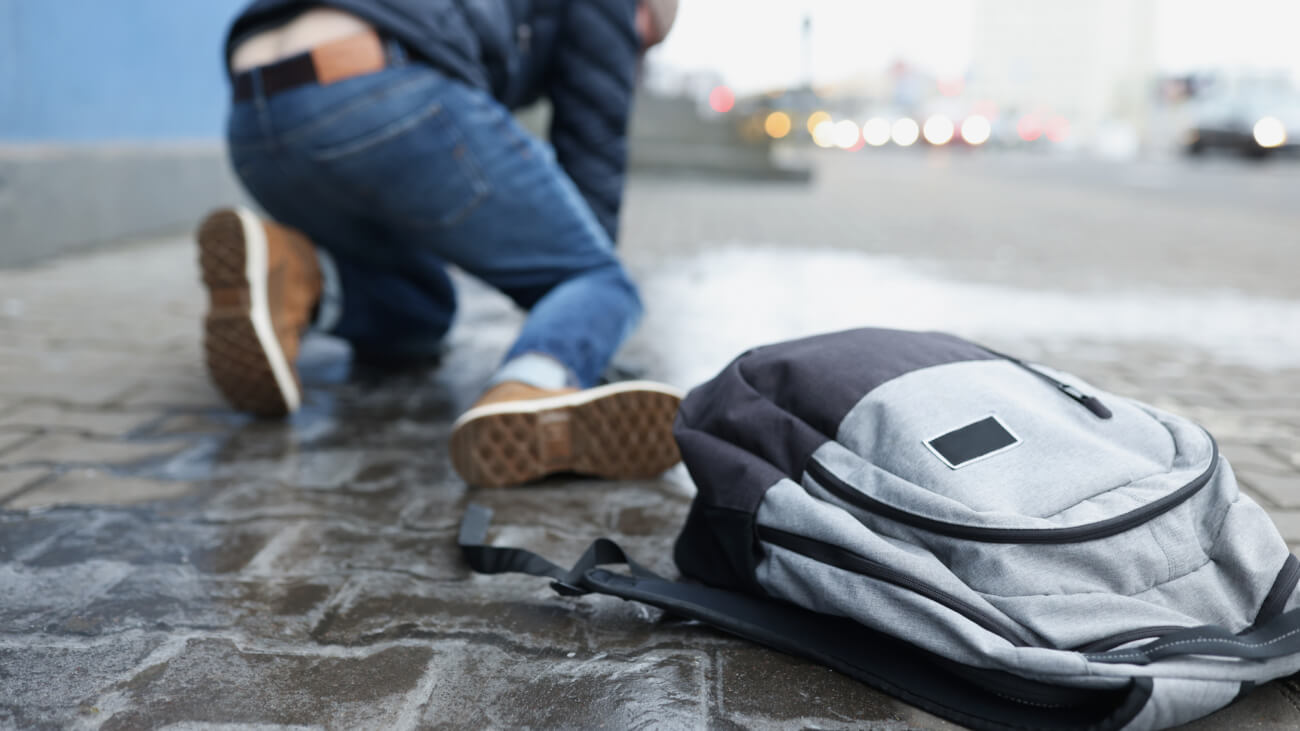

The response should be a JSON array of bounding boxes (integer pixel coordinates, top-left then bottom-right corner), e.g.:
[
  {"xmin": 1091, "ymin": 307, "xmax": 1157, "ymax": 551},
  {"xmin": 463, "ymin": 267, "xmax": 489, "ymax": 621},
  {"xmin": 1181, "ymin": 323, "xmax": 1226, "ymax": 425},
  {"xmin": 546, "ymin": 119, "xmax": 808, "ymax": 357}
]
[{"xmin": 460, "ymin": 328, "xmax": 1300, "ymax": 730}]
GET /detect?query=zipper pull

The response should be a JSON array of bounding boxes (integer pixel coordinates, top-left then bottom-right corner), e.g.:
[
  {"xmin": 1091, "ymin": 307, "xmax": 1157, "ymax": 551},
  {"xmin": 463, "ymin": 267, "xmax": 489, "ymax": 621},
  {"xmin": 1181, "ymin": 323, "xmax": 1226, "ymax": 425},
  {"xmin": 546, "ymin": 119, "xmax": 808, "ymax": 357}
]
[
  {"xmin": 516, "ymin": 24, "xmax": 532, "ymax": 53},
  {"xmin": 984, "ymin": 346, "xmax": 1113, "ymax": 420},
  {"xmin": 1058, "ymin": 383, "xmax": 1113, "ymax": 419}
]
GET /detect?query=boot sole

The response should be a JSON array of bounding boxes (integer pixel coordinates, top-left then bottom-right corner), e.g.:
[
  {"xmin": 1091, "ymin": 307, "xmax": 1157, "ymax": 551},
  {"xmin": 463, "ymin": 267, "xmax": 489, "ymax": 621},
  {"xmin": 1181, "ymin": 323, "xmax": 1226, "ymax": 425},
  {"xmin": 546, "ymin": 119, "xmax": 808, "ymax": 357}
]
[
  {"xmin": 450, "ymin": 381, "xmax": 684, "ymax": 487},
  {"xmin": 198, "ymin": 208, "xmax": 300, "ymax": 417}
]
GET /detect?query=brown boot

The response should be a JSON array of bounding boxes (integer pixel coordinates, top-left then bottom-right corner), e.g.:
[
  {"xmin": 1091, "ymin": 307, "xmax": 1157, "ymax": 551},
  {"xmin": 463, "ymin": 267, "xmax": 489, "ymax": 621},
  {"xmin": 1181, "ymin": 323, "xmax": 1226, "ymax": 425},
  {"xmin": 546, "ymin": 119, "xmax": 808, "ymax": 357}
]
[
  {"xmin": 197, "ymin": 208, "xmax": 322, "ymax": 417},
  {"xmin": 450, "ymin": 380, "xmax": 684, "ymax": 487}
]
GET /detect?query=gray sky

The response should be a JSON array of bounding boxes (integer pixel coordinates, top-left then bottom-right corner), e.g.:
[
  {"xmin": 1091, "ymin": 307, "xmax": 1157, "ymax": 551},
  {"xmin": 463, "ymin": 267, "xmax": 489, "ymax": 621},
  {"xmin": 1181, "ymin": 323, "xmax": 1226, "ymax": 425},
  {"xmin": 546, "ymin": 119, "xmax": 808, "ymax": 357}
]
[{"xmin": 648, "ymin": 0, "xmax": 1300, "ymax": 93}]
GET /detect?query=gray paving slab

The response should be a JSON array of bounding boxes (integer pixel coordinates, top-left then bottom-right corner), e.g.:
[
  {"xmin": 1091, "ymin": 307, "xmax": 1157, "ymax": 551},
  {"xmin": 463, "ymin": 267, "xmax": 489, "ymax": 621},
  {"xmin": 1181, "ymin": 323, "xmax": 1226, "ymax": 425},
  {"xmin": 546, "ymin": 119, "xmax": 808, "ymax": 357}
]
[
  {"xmin": 418, "ymin": 641, "xmax": 709, "ymax": 728},
  {"xmin": 714, "ymin": 644, "xmax": 954, "ymax": 729},
  {"xmin": 117, "ymin": 379, "xmax": 226, "ymax": 411},
  {"xmin": 1240, "ymin": 472, "xmax": 1300, "ymax": 510},
  {"xmin": 5, "ymin": 469, "xmax": 195, "ymax": 510},
  {"xmin": 0, "ymin": 633, "xmax": 168, "ymax": 729},
  {"xmin": 1268, "ymin": 512, "xmax": 1300, "ymax": 545},
  {"xmin": 3, "ymin": 155, "xmax": 1300, "ymax": 728},
  {"xmin": 0, "ymin": 368, "xmax": 142, "ymax": 408},
  {"xmin": 1220, "ymin": 444, "xmax": 1299, "ymax": 477},
  {"xmin": 88, "ymin": 637, "xmax": 435, "ymax": 730},
  {"xmin": 0, "ymin": 430, "xmax": 36, "ymax": 455},
  {"xmin": 1, "ymin": 564, "xmax": 337, "ymax": 638},
  {"xmin": 0, "ymin": 404, "xmax": 158, "ymax": 438},
  {"xmin": 0, "ymin": 465, "xmax": 48, "ymax": 501},
  {"xmin": 1277, "ymin": 447, "xmax": 1300, "ymax": 471},
  {"xmin": 0, "ymin": 433, "xmax": 189, "ymax": 469}
]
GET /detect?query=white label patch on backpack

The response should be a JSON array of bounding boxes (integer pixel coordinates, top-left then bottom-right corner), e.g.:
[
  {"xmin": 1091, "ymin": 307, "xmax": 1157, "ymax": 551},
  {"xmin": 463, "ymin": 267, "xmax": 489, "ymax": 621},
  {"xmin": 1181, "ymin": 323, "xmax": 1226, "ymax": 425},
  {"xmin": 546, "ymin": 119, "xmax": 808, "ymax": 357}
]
[{"xmin": 924, "ymin": 415, "xmax": 1021, "ymax": 470}]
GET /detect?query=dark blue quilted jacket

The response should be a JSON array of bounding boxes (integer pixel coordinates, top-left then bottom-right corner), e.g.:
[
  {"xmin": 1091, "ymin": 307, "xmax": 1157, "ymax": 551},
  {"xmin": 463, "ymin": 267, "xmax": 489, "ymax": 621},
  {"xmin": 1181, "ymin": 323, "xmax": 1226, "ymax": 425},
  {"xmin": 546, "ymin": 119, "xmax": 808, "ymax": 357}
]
[{"xmin": 227, "ymin": 0, "xmax": 639, "ymax": 241}]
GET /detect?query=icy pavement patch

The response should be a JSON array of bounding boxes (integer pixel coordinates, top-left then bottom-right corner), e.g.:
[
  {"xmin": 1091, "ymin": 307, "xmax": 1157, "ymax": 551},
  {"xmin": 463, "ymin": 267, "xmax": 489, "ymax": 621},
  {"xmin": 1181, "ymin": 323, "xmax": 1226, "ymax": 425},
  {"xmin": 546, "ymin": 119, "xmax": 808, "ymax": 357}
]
[{"xmin": 637, "ymin": 245, "xmax": 1300, "ymax": 386}]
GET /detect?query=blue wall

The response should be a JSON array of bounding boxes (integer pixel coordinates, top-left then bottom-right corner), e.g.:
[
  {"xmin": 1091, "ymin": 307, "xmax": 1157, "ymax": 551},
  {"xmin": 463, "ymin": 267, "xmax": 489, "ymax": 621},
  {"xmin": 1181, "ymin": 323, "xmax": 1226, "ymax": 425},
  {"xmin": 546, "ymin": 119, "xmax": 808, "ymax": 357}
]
[{"xmin": 0, "ymin": 0, "xmax": 248, "ymax": 141}]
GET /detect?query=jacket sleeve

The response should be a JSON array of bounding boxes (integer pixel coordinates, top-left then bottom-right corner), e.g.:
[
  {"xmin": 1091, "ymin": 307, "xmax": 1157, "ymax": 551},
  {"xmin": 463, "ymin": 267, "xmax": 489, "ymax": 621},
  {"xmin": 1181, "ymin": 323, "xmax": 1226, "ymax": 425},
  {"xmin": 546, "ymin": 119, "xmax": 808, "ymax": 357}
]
[{"xmin": 545, "ymin": 0, "xmax": 639, "ymax": 243}]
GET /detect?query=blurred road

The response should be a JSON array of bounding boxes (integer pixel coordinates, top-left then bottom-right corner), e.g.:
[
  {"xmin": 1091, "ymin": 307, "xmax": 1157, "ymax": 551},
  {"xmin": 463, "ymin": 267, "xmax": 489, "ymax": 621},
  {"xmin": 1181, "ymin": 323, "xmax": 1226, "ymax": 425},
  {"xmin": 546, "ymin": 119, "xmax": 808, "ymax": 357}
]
[
  {"xmin": 624, "ymin": 151, "xmax": 1300, "ymax": 298},
  {"xmin": 940, "ymin": 152, "xmax": 1300, "ymax": 218},
  {"xmin": 3, "ymin": 152, "xmax": 1300, "ymax": 729}
]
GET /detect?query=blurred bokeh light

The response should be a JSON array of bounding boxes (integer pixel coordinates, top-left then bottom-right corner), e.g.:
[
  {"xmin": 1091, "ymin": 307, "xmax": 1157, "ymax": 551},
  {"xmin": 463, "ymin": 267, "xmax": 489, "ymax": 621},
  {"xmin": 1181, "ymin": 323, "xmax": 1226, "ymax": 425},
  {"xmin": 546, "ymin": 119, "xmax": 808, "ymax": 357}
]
[
  {"xmin": 922, "ymin": 115, "xmax": 955, "ymax": 146},
  {"xmin": 960, "ymin": 114, "xmax": 992, "ymax": 145},
  {"xmin": 764, "ymin": 111, "xmax": 793, "ymax": 138},
  {"xmin": 811, "ymin": 118, "xmax": 837, "ymax": 148},
  {"xmin": 708, "ymin": 85, "xmax": 735, "ymax": 114},
  {"xmin": 1254, "ymin": 117, "xmax": 1287, "ymax": 148},
  {"xmin": 806, "ymin": 110, "xmax": 832, "ymax": 136},
  {"xmin": 832, "ymin": 119, "xmax": 861, "ymax": 149},
  {"xmin": 891, "ymin": 117, "xmax": 920, "ymax": 146},
  {"xmin": 863, "ymin": 117, "xmax": 892, "ymax": 146}
]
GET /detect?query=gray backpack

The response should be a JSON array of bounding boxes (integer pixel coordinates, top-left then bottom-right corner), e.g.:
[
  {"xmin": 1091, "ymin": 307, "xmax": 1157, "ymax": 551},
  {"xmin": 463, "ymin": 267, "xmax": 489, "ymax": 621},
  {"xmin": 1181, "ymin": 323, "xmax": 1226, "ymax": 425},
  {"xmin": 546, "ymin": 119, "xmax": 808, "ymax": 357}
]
[{"xmin": 461, "ymin": 328, "xmax": 1300, "ymax": 730}]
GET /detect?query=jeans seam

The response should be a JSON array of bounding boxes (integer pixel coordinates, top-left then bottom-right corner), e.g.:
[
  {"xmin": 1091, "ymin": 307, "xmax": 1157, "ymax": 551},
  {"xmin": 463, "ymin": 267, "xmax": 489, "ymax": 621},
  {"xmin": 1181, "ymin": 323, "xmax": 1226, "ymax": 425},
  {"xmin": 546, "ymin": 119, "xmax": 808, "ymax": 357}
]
[
  {"xmin": 406, "ymin": 149, "xmax": 490, "ymax": 229},
  {"xmin": 311, "ymin": 101, "xmax": 445, "ymax": 161},
  {"xmin": 278, "ymin": 72, "xmax": 436, "ymax": 146},
  {"xmin": 397, "ymin": 109, "xmax": 491, "ymax": 229}
]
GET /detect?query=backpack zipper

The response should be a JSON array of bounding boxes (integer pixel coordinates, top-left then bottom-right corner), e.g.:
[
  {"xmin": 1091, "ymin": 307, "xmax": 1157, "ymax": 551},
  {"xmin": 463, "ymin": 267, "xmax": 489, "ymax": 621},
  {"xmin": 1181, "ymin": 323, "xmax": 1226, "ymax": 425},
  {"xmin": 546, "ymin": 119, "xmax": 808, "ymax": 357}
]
[
  {"xmin": 1071, "ymin": 625, "xmax": 1188, "ymax": 653},
  {"xmin": 806, "ymin": 437, "xmax": 1218, "ymax": 544},
  {"xmin": 758, "ymin": 524, "xmax": 1035, "ymax": 647},
  {"xmin": 984, "ymin": 347, "xmax": 1113, "ymax": 419},
  {"xmin": 1252, "ymin": 554, "xmax": 1300, "ymax": 629}
]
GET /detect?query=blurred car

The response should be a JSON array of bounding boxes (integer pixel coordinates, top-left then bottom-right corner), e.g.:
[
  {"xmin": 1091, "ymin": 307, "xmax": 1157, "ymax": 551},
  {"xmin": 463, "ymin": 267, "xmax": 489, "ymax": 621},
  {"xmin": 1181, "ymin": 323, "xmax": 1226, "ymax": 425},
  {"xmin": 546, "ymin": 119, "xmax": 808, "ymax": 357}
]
[{"xmin": 1185, "ymin": 87, "xmax": 1300, "ymax": 158}]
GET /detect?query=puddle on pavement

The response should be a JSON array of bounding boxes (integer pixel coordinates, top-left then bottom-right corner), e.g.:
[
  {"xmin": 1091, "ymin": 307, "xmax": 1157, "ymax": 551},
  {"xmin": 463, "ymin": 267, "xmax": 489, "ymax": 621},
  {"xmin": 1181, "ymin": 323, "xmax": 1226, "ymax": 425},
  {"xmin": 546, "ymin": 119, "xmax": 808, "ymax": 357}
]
[{"xmin": 634, "ymin": 245, "xmax": 1300, "ymax": 386}]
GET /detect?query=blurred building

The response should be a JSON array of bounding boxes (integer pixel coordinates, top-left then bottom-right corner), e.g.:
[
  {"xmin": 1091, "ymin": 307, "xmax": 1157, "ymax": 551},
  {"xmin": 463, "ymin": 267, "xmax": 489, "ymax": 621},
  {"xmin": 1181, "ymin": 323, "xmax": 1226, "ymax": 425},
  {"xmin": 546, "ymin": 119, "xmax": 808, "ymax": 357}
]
[
  {"xmin": 0, "ymin": 0, "xmax": 247, "ymax": 266},
  {"xmin": 968, "ymin": 0, "xmax": 1157, "ymax": 149},
  {"xmin": 0, "ymin": 0, "xmax": 243, "ymax": 141}
]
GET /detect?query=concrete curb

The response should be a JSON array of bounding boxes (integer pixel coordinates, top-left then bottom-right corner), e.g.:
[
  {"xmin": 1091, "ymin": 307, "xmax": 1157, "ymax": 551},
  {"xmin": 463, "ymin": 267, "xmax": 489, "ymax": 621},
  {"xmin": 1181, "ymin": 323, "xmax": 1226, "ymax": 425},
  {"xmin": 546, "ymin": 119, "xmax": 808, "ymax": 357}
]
[{"xmin": 0, "ymin": 143, "xmax": 248, "ymax": 268}]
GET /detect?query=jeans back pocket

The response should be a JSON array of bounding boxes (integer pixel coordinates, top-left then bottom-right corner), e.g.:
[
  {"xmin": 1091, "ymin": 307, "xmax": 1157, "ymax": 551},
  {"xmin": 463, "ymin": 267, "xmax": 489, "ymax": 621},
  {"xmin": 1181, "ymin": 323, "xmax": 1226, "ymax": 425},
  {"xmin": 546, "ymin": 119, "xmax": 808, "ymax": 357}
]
[{"xmin": 290, "ymin": 70, "xmax": 490, "ymax": 229}]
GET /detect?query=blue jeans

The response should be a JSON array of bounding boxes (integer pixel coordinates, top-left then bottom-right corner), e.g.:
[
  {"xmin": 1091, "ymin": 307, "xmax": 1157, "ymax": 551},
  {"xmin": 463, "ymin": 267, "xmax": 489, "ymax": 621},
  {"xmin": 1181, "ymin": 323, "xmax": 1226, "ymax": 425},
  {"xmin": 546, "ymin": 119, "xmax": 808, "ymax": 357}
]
[{"xmin": 226, "ymin": 45, "xmax": 642, "ymax": 388}]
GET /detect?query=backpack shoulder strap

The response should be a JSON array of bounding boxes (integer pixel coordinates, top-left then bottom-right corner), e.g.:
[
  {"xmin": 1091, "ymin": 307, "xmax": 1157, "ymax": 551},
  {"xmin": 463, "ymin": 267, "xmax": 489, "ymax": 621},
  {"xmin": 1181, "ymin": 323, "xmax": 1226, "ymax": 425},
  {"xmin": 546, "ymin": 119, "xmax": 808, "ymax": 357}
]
[
  {"xmin": 458, "ymin": 502, "xmax": 664, "ymax": 595},
  {"xmin": 458, "ymin": 504, "xmax": 1153, "ymax": 731}
]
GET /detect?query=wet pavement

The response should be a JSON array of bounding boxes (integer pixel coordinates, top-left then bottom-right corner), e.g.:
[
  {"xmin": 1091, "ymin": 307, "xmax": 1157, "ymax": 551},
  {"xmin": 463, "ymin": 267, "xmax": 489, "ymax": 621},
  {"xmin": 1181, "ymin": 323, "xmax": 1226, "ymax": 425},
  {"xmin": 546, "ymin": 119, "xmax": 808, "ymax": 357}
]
[{"xmin": 4, "ymin": 153, "xmax": 1300, "ymax": 729}]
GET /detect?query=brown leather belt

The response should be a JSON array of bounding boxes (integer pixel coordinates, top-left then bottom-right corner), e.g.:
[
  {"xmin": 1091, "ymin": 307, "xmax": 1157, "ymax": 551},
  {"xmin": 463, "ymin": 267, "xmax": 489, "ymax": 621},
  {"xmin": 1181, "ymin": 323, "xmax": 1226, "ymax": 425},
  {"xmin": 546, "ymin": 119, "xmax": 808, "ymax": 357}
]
[{"xmin": 232, "ymin": 30, "xmax": 393, "ymax": 101}]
